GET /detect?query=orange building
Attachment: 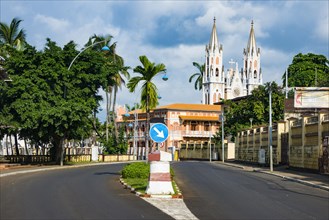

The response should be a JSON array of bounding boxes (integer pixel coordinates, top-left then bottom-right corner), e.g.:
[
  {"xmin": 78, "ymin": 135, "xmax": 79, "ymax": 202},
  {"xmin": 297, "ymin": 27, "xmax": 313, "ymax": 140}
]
[{"xmin": 118, "ymin": 103, "xmax": 221, "ymax": 159}]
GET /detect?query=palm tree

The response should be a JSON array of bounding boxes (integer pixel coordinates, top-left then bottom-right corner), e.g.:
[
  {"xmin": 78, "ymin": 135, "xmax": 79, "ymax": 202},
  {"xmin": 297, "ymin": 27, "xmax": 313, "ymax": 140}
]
[
  {"xmin": 127, "ymin": 55, "xmax": 166, "ymax": 158},
  {"xmin": 0, "ymin": 17, "xmax": 26, "ymax": 54},
  {"xmin": 88, "ymin": 35, "xmax": 130, "ymax": 141},
  {"xmin": 0, "ymin": 17, "xmax": 26, "ymax": 155},
  {"xmin": 189, "ymin": 62, "xmax": 204, "ymax": 90},
  {"xmin": 0, "ymin": 17, "xmax": 26, "ymax": 80}
]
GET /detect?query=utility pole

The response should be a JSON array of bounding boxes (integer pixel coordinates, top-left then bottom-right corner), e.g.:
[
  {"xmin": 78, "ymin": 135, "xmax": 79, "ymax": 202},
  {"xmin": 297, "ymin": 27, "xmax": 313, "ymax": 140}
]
[
  {"xmin": 220, "ymin": 111, "xmax": 225, "ymax": 163},
  {"xmin": 269, "ymin": 85, "xmax": 273, "ymax": 172},
  {"xmin": 209, "ymin": 129, "xmax": 212, "ymax": 162},
  {"xmin": 285, "ymin": 68, "xmax": 288, "ymax": 99}
]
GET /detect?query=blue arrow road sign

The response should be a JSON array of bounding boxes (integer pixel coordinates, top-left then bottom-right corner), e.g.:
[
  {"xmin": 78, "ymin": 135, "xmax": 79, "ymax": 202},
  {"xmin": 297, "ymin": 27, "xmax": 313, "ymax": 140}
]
[{"xmin": 149, "ymin": 123, "xmax": 169, "ymax": 143}]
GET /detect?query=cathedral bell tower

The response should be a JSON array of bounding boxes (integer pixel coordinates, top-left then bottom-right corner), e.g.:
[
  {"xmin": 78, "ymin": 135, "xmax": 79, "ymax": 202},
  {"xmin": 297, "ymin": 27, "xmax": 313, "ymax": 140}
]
[
  {"xmin": 203, "ymin": 17, "xmax": 224, "ymax": 105},
  {"xmin": 243, "ymin": 21, "xmax": 262, "ymax": 95}
]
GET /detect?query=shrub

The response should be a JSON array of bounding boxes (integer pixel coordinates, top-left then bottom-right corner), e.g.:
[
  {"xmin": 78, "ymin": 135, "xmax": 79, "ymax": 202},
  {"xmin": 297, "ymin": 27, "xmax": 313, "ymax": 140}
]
[{"xmin": 121, "ymin": 162, "xmax": 150, "ymax": 179}]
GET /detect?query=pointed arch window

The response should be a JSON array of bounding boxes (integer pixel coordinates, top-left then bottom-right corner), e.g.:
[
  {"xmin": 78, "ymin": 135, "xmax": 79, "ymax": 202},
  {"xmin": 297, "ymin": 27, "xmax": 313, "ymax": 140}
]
[
  {"xmin": 216, "ymin": 57, "xmax": 219, "ymax": 65},
  {"xmin": 215, "ymin": 68, "xmax": 219, "ymax": 77},
  {"xmin": 213, "ymin": 93, "xmax": 217, "ymax": 103},
  {"xmin": 254, "ymin": 70, "xmax": 257, "ymax": 79}
]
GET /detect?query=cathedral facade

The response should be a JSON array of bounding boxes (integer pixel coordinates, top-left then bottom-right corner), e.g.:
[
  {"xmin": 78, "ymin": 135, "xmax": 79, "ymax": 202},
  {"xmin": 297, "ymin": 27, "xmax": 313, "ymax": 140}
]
[{"xmin": 202, "ymin": 18, "xmax": 263, "ymax": 105}]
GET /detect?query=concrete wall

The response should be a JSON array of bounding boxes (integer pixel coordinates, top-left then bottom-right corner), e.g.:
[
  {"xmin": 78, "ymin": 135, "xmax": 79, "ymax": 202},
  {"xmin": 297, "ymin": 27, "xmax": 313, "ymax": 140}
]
[{"xmin": 235, "ymin": 112, "xmax": 329, "ymax": 171}]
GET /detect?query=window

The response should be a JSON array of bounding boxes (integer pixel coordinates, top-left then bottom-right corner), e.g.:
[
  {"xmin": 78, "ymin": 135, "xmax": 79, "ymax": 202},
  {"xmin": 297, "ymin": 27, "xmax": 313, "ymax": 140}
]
[
  {"xmin": 204, "ymin": 123, "xmax": 210, "ymax": 131},
  {"xmin": 191, "ymin": 121, "xmax": 197, "ymax": 131}
]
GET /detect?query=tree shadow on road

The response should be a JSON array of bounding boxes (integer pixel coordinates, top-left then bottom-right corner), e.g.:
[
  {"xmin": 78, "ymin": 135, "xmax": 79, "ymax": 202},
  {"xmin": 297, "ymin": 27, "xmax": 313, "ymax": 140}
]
[{"xmin": 94, "ymin": 172, "xmax": 121, "ymax": 176}]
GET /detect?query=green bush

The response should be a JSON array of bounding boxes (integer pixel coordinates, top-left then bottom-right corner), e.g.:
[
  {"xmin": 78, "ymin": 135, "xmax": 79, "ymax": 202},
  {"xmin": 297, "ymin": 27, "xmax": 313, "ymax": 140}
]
[{"xmin": 121, "ymin": 162, "xmax": 150, "ymax": 179}]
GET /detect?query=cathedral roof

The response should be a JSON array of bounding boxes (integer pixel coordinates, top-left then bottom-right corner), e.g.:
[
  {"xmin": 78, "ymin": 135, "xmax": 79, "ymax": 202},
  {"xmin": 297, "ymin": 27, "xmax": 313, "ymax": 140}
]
[{"xmin": 246, "ymin": 20, "xmax": 258, "ymax": 54}]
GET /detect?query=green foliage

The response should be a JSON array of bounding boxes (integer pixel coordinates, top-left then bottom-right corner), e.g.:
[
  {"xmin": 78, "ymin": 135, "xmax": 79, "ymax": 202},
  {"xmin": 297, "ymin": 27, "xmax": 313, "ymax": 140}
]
[
  {"xmin": 121, "ymin": 162, "xmax": 175, "ymax": 179},
  {"xmin": 214, "ymin": 82, "xmax": 285, "ymax": 142},
  {"xmin": 0, "ymin": 38, "xmax": 119, "ymax": 163},
  {"xmin": 127, "ymin": 55, "xmax": 166, "ymax": 111},
  {"xmin": 123, "ymin": 178, "xmax": 149, "ymax": 193},
  {"xmin": 121, "ymin": 162, "xmax": 150, "ymax": 179},
  {"xmin": 189, "ymin": 62, "xmax": 204, "ymax": 90},
  {"xmin": 0, "ymin": 17, "xmax": 26, "ymax": 53},
  {"xmin": 101, "ymin": 124, "xmax": 128, "ymax": 154},
  {"xmin": 282, "ymin": 53, "xmax": 329, "ymax": 87}
]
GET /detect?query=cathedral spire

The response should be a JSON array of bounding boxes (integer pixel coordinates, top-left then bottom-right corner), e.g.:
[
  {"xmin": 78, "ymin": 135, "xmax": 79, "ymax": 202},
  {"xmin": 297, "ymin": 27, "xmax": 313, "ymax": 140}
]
[
  {"xmin": 209, "ymin": 17, "xmax": 219, "ymax": 50},
  {"xmin": 246, "ymin": 20, "xmax": 257, "ymax": 55}
]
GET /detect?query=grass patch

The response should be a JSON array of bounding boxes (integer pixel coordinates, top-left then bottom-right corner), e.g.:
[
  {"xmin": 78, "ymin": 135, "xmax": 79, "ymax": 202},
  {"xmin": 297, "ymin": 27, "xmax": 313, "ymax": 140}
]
[
  {"xmin": 124, "ymin": 178, "xmax": 149, "ymax": 193},
  {"xmin": 121, "ymin": 162, "xmax": 180, "ymax": 195}
]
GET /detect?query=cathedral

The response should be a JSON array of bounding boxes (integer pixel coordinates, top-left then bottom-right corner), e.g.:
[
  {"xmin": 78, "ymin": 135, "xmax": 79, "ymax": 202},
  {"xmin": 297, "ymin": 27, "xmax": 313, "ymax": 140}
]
[{"xmin": 202, "ymin": 18, "xmax": 262, "ymax": 105}]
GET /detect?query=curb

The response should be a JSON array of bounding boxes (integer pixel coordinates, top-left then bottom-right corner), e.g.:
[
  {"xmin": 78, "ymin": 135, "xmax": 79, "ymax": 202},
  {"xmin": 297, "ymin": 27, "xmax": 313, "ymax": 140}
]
[
  {"xmin": 253, "ymin": 169, "xmax": 329, "ymax": 192},
  {"xmin": 215, "ymin": 162, "xmax": 329, "ymax": 192},
  {"xmin": 119, "ymin": 177, "xmax": 183, "ymax": 199},
  {"xmin": 0, "ymin": 161, "xmax": 129, "ymax": 178}
]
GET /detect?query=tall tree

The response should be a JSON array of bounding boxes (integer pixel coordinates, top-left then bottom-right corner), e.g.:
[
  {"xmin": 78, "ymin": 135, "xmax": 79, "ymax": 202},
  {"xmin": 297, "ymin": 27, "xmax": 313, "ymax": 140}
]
[
  {"xmin": 127, "ymin": 55, "xmax": 166, "ymax": 155},
  {"xmin": 127, "ymin": 55, "xmax": 166, "ymax": 111},
  {"xmin": 0, "ymin": 39, "xmax": 110, "ymax": 164},
  {"xmin": 282, "ymin": 53, "xmax": 329, "ymax": 88},
  {"xmin": 189, "ymin": 62, "xmax": 204, "ymax": 90}
]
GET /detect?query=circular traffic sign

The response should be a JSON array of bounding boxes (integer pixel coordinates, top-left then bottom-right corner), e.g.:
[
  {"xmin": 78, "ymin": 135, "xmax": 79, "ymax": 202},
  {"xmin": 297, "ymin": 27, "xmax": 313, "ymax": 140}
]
[{"xmin": 149, "ymin": 123, "xmax": 169, "ymax": 143}]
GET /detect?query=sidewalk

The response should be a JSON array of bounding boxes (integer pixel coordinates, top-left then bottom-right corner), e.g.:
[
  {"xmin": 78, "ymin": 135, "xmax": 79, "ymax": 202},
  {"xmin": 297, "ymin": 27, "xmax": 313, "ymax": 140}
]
[
  {"xmin": 215, "ymin": 161, "xmax": 329, "ymax": 191},
  {"xmin": 0, "ymin": 162, "xmax": 129, "ymax": 178}
]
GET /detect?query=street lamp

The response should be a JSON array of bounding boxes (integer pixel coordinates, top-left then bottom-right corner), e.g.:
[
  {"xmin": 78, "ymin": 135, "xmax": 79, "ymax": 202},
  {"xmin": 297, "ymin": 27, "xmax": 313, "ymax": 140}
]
[
  {"xmin": 58, "ymin": 39, "xmax": 110, "ymax": 166},
  {"xmin": 127, "ymin": 106, "xmax": 139, "ymax": 161},
  {"xmin": 145, "ymin": 73, "xmax": 168, "ymax": 162},
  {"xmin": 68, "ymin": 39, "xmax": 110, "ymax": 71},
  {"xmin": 269, "ymin": 84, "xmax": 273, "ymax": 172},
  {"xmin": 285, "ymin": 68, "xmax": 289, "ymax": 99},
  {"xmin": 219, "ymin": 111, "xmax": 225, "ymax": 163},
  {"xmin": 209, "ymin": 126, "xmax": 212, "ymax": 162}
]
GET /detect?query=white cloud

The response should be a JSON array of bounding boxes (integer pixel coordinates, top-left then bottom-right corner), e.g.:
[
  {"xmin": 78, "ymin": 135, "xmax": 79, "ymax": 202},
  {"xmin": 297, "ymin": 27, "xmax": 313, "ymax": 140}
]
[
  {"xmin": 2, "ymin": 0, "xmax": 328, "ymax": 123},
  {"xmin": 34, "ymin": 14, "xmax": 70, "ymax": 32},
  {"xmin": 313, "ymin": 11, "xmax": 329, "ymax": 42},
  {"xmin": 261, "ymin": 47, "xmax": 294, "ymax": 84}
]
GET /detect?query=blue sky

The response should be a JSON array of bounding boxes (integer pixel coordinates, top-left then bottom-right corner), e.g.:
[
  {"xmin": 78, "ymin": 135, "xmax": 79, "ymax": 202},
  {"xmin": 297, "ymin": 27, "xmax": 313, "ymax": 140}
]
[{"xmin": 1, "ymin": 0, "xmax": 328, "ymax": 121}]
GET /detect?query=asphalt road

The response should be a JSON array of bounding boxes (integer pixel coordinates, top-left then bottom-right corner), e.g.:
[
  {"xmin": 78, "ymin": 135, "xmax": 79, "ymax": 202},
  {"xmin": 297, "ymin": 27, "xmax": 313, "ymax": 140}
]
[
  {"xmin": 172, "ymin": 161, "xmax": 329, "ymax": 220},
  {"xmin": 0, "ymin": 163, "xmax": 173, "ymax": 220}
]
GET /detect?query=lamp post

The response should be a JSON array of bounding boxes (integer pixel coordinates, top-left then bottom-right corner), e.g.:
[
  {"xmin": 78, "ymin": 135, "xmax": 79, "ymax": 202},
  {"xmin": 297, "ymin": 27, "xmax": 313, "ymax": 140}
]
[
  {"xmin": 285, "ymin": 68, "xmax": 289, "ymax": 99},
  {"xmin": 145, "ymin": 73, "xmax": 168, "ymax": 162},
  {"xmin": 220, "ymin": 111, "xmax": 225, "ymax": 163},
  {"xmin": 209, "ymin": 128, "xmax": 212, "ymax": 162},
  {"xmin": 59, "ymin": 39, "xmax": 110, "ymax": 166},
  {"xmin": 128, "ymin": 107, "xmax": 138, "ymax": 161},
  {"xmin": 269, "ymin": 84, "xmax": 273, "ymax": 172}
]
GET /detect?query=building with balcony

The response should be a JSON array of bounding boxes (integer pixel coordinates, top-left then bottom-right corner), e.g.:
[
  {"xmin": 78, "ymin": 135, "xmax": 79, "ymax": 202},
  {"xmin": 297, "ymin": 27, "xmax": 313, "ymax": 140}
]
[{"xmin": 118, "ymin": 103, "xmax": 221, "ymax": 159}]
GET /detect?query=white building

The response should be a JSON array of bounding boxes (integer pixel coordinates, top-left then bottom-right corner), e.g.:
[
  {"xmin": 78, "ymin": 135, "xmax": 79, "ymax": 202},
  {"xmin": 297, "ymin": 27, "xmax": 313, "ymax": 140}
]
[{"xmin": 203, "ymin": 18, "xmax": 262, "ymax": 104}]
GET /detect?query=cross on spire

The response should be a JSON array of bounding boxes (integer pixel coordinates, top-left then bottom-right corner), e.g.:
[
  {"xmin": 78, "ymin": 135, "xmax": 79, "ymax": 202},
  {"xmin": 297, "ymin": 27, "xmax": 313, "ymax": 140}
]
[{"xmin": 229, "ymin": 59, "xmax": 235, "ymax": 69}]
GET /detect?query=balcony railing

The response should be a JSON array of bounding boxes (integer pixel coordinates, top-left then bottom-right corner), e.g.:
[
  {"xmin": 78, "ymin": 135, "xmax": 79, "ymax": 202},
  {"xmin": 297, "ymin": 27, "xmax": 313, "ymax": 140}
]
[{"xmin": 182, "ymin": 130, "xmax": 214, "ymax": 137}]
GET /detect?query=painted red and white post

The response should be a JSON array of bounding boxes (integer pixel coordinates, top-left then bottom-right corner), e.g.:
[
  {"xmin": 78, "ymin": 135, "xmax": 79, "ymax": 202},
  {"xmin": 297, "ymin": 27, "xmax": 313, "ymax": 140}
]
[{"xmin": 146, "ymin": 150, "xmax": 174, "ymax": 195}]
